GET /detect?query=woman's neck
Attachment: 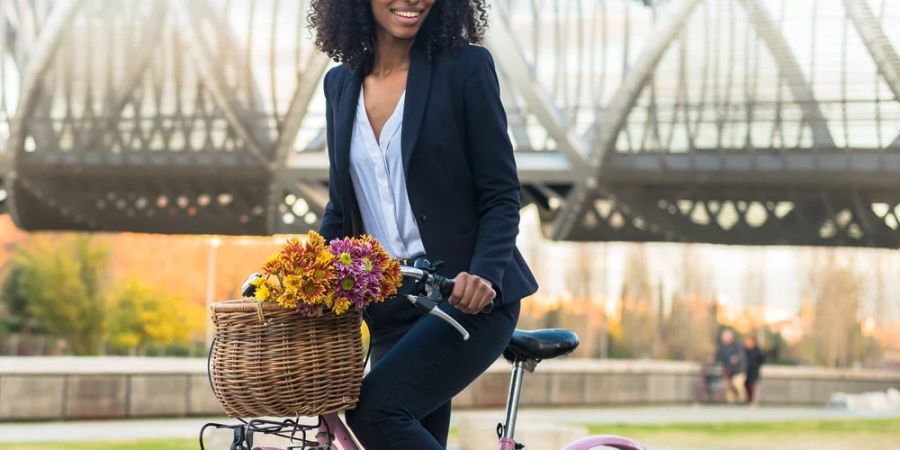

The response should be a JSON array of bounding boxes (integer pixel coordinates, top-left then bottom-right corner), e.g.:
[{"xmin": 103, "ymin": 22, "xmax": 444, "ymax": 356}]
[{"xmin": 371, "ymin": 29, "xmax": 414, "ymax": 77}]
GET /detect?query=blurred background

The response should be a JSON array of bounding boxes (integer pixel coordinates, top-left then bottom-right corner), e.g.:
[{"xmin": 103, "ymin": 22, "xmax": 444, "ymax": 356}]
[{"xmin": 0, "ymin": 0, "xmax": 899, "ymax": 449}]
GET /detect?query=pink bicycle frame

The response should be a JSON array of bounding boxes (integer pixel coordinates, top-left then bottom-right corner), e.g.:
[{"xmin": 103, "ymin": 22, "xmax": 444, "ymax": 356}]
[
  {"xmin": 501, "ymin": 436, "xmax": 648, "ymax": 450},
  {"xmin": 251, "ymin": 413, "xmax": 359, "ymax": 450},
  {"xmin": 558, "ymin": 436, "xmax": 650, "ymax": 450},
  {"xmin": 255, "ymin": 408, "xmax": 647, "ymax": 450},
  {"xmin": 317, "ymin": 412, "xmax": 361, "ymax": 450},
  {"xmin": 253, "ymin": 413, "xmax": 648, "ymax": 450}
]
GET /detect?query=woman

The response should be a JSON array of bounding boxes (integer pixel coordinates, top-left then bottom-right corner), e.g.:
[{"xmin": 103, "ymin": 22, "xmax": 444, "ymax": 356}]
[
  {"xmin": 310, "ymin": 1, "xmax": 538, "ymax": 448},
  {"xmin": 743, "ymin": 335, "xmax": 765, "ymax": 406}
]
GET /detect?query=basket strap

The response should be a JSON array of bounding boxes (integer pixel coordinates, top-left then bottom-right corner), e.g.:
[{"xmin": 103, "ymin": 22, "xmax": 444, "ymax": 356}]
[{"xmin": 255, "ymin": 302, "xmax": 267, "ymax": 324}]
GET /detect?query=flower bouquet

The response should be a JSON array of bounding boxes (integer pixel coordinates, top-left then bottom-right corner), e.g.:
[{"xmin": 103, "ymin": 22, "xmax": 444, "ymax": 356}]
[
  {"xmin": 251, "ymin": 231, "xmax": 403, "ymax": 316},
  {"xmin": 208, "ymin": 231, "xmax": 401, "ymax": 418}
]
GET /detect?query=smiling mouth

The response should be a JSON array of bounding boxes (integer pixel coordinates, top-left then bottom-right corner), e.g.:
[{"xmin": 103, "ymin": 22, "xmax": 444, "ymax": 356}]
[{"xmin": 391, "ymin": 9, "xmax": 422, "ymax": 19}]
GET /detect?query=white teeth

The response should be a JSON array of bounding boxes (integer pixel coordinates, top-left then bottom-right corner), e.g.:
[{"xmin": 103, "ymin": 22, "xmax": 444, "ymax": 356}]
[{"xmin": 393, "ymin": 10, "xmax": 419, "ymax": 18}]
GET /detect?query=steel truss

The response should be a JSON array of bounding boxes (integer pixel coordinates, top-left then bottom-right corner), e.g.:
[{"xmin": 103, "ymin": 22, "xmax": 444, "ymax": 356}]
[{"xmin": 1, "ymin": 0, "xmax": 898, "ymax": 247}]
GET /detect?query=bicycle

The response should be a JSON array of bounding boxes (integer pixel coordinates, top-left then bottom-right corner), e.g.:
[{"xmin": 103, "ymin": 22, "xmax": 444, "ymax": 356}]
[{"xmin": 200, "ymin": 258, "xmax": 649, "ymax": 450}]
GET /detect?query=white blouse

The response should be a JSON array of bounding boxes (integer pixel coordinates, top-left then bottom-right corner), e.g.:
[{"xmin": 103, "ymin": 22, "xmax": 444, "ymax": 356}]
[{"xmin": 348, "ymin": 86, "xmax": 426, "ymax": 259}]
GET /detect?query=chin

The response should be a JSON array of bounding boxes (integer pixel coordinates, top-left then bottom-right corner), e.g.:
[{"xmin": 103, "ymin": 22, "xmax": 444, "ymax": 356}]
[{"xmin": 390, "ymin": 30, "xmax": 419, "ymax": 40}]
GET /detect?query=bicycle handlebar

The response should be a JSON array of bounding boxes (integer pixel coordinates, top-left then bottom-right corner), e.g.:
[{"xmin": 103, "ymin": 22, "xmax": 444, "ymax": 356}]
[{"xmin": 396, "ymin": 260, "xmax": 471, "ymax": 340}]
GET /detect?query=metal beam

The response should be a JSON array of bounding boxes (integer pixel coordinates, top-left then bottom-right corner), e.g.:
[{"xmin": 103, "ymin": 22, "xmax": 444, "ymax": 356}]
[
  {"xmin": 553, "ymin": 0, "xmax": 838, "ymax": 241},
  {"xmin": 8, "ymin": 174, "xmax": 98, "ymax": 228},
  {"xmin": 274, "ymin": 53, "xmax": 331, "ymax": 166},
  {"xmin": 486, "ymin": 1, "xmax": 590, "ymax": 177},
  {"xmin": 172, "ymin": 0, "xmax": 272, "ymax": 168},
  {"xmin": 7, "ymin": 0, "xmax": 84, "ymax": 163},
  {"xmin": 843, "ymin": 0, "xmax": 900, "ymax": 103},
  {"xmin": 267, "ymin": 52, "xmax": 331, "ymax": 232},
  {"xmin": 73, "ymin": 0, "xmax": 168, "ymax": 155},
  {"xmin": 601, "ymin": 151, "xmax": 900, "ymax": 188},
  {"xmin": 551, "ymin": 0, "xmax": 702, "ymax": 240},
  {"xmin": 270, "ymin": 176, "xmax": 330, "ymax": 220},
  {"xmin": 280, "ymin": 151, "xmax": 578, "ymax": 184},
  {"xmin": 735, "ymin": 0, "xmax": 834, "ymax": 148}
]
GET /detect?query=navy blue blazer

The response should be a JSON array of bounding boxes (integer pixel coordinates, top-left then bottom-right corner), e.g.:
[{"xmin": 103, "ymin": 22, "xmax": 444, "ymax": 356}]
[{"xmin": 318, "ymin": 42, "xmax": 538, "ymax": 306}]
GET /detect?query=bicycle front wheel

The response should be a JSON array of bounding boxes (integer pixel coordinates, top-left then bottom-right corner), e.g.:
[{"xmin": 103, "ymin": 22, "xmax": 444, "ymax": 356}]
[{"xmin": 560, "ymin": 435, "xmax": 651, "ymax": 450}]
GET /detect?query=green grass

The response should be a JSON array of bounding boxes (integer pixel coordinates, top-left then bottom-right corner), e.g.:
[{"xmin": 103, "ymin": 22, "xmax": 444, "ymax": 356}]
[
  {"xmin": 586, "ymin": 418, "xmax": 900, "ymax": 436},
  {"xmin": 3, "ymin": 419, "xmax": 898, "ymax": 450},
  {"xmin": 0, "ymin": 439, "xmax": 196, "ymax": 450},
  {"xmin": 585, "ymin": 419, "xmax": 900, "ymax": 450}
]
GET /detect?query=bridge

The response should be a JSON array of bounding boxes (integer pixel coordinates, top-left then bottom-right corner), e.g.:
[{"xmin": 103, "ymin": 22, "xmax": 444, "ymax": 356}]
[{"xmin": 0, "ymin": 0, "xmax": 898, "ymax": 247}]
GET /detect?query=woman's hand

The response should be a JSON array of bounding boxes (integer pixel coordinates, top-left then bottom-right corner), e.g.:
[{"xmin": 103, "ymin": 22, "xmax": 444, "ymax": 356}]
[{"xmin": 450, "ymin": 272, "xmax": 496, "ymax": 314}]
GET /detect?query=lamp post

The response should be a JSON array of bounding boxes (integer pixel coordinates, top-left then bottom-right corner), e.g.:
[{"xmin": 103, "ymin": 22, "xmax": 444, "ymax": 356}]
[{"xmin": 205, "ymin": 236, "xmax": 222, "ymax": 351}]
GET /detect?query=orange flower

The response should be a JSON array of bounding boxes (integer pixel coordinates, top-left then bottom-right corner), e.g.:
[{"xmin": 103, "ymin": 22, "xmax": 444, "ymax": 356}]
[{"xmin": 254, "ymin": 231, "xmax": 400, "ymax": 316}]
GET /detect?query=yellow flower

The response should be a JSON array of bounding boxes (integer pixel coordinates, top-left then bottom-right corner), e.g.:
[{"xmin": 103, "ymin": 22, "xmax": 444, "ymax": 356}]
[
  {"xmin": 284, "ymin": 275, "xmax": 301, "ymax": 290},
  {"xmin": 254, "ymin": 284, "xmax": 271, "ymax": 302},
  {"xmin": 276, "ymin": 291, "xmax": 298, "ymax": 309},
  {"xmin": 316, "ymin": 250, "xmax": 335, "ymax": 267},
  {"xmin": 332, "ymin": 297, "xmax": 351, "ymax": 315},
  {"xmin": 307, "ymin": 230, "xmax": 326, "ymax": 247},
  {"xmin": 254, "ymin": 230, "xmax": 344, "ymax": 312},
  {"xmin": 262, "ymin": 254, "xmax": 282, "ymax": 274}
]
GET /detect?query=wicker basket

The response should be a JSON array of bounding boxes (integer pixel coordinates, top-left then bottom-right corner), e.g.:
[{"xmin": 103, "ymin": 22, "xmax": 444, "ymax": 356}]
[{"xmin": 209, "ymin": 299, "xmax": 364, "ymax": 417}]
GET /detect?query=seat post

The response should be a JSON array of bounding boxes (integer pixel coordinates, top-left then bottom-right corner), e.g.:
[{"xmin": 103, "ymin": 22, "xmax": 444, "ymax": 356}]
[{"xmin": 501, "ymin": 360, "xmax": 527, "ymax": 440}]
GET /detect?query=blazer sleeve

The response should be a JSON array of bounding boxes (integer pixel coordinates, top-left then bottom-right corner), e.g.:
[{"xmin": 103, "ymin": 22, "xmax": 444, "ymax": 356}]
[
  {"xmin": 318, "ymin": 69, "xmax": 344, "ymax": 242},
  {"xmin": 463, "ymin": 47, "xmax": 522, "ymax": 303}
]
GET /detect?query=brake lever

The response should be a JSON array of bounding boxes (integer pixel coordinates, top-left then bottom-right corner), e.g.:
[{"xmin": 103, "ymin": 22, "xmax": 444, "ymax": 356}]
[
  {"xmin": 429, "ymin": 306, "xmax": 471, "ymax": 341},
  {"xmin": 406, "ymin": 294, "xmax": 470, "ymax": 341}
]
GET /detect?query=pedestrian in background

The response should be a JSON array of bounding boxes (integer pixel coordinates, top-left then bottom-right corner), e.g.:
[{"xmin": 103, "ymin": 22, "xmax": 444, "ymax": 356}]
[
  {"xmin": 715, "ymin": 329, "xmax": 747, "ymax": 403},
  {"xmin": 744, "ymin": 335, "xmax": 765, "ymax": 406}
]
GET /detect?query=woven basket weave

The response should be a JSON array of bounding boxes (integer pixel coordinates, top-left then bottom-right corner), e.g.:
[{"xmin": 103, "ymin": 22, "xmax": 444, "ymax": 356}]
[{"xmin": 209, "ymin": 299, "xmax": 364, "ymax": 417}]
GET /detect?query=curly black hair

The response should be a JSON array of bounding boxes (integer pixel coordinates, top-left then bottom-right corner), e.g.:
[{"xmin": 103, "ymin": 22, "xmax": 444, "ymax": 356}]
[{"xmin": 308, "ymin": 0, "xmax": 489, "ymax": 71}]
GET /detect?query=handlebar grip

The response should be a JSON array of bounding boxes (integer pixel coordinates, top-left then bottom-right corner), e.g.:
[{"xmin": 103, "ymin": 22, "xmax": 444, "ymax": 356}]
[
  {"xmin": 436, "ymin": 275, "xmax": 455, "ymax": 297},
  {"xmin": 435, "ymin": 274, "xmax": 494, "ymax": 314}
]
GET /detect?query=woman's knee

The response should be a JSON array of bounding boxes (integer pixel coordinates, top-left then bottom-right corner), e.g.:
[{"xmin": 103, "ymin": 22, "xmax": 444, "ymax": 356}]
[
  {"xmin": 345, "ymin": 401, "xmax": 375, "ymax": 435},
  {"xmin": 346, "ymin": 396, "xmax": 417, "ymax": 447},
  {"xmin": 345, "ymin": 393, "xmax": 402, "ymax": 433}
]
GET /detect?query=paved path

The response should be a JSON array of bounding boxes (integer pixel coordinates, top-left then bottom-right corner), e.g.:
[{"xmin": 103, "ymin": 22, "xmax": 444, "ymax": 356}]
[
  {"xmin": 2, "ymin": 405, "xmax": 899, "ymax": 444},
  {"xmin": 457, "ymin": 404, "xmax": 900, "ymax": 426}
]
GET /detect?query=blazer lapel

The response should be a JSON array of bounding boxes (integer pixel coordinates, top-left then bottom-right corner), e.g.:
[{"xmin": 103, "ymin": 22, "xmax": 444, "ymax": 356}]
[
  {"xmin": 334, "ymin": 66, "xmax": 364, "ymax": 192},
  {"xmin": 401, "ymin": 40, "xmax": 433, "ymax": 177}
]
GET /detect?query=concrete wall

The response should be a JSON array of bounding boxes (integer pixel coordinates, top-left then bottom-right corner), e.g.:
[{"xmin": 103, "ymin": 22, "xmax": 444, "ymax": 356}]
[{"xmin": 1, "ymin": 357, "xmax": 898, "ymax": 420}]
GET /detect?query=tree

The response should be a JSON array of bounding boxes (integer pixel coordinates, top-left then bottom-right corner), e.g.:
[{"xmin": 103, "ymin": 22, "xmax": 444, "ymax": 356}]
[
  {"xmin": 106, "ymin": 279, "xmax": 203, "ymax": 355},
  {"xmin": 663, "ymin": 294, "xmax": 717, "ymax": 361},
  {"xmin": 9, "ymin": 235, "xmax": 109, "ymax": 355},
  {"xmin": 661, "ymin": 246, "xmax": 718, "ymax": 360},
  {"xmin": 802, "ymin": 252, "xmax": 871, "ymax": 367},
  {"xmin": 616, "ymin": 246, "xmax": 657, "ymax": 358},
  {"xmin": 1, "ymin": 265, "xmax": 35, "ymax": 334},
  {"xmin": 566, "ymin": 243, "xmax": 608, "ymax": 358}
]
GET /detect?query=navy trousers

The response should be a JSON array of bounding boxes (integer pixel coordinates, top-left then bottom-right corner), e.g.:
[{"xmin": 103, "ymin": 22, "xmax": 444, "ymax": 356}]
[{"xmin": 345, "ymin": 279, "xmax": 520, "ymax": 449}]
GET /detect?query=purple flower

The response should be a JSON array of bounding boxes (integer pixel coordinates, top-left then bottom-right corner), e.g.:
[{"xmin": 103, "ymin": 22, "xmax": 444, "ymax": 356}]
[{"xmin": 329, "ymin": 236, "xmax": 391, "ymax": 310}]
